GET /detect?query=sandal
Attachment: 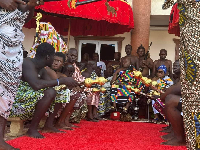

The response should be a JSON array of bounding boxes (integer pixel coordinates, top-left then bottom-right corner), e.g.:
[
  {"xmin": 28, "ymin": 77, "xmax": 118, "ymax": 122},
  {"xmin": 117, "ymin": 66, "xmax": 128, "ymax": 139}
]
[{"xmin": 152, "ymin": 118, "xmax": 159, "ymax": 124}]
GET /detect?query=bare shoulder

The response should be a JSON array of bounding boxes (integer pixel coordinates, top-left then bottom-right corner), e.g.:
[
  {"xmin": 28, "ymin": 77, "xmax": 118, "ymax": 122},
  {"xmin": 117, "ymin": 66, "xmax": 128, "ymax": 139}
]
[
  {"xmin": 154, "ymin": 59, "xmax": 159, "ymax": 63},
  {"xmin": 22, "ymin": 58, "xmax": 35, "ymax": 70},
  {"xmin": 57, "ymin": 72, "xmax": 67, "ymax": 78},
  {"xmin": 147, "ymin": 58, "xmax": 153, "ymax": 62},
  {"xmin": 167, "ymin": 59, "xmax": 172, "ymax": 63}
]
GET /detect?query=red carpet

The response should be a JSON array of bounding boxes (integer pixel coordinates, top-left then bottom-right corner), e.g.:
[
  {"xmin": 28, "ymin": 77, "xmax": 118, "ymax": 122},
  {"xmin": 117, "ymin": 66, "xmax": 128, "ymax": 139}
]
[{"xmin": 8, "ymin": 120, "xmax": 187, "ymax": 150}]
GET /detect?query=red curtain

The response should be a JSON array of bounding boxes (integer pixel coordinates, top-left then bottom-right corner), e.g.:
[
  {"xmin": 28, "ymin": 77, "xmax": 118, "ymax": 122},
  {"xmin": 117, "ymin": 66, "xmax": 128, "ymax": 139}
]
[
  {"xmin": 168, "ymin": 3, "xmax": 180, "ymax": 37},
  {"xmin": 24, "ymin": 0, "xmax": 134, "ymax": 36}
]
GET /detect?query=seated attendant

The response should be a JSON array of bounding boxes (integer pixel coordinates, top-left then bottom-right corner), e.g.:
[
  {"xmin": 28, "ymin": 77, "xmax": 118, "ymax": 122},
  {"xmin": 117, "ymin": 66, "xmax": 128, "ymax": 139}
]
[{"xmin": 10, "ymin": 43, "xmax": 78, "ymax": 138}]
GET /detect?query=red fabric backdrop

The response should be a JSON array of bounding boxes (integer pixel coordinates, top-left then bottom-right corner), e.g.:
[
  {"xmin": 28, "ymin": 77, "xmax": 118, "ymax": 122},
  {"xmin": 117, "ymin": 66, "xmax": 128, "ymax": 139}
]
[
  {"xmin": 24, "ymin": 0, "xmax": 134, "ymax": 36},
  {"xmin": 168, "ymin": 3, "xmax": 180, "ymax": 37}
]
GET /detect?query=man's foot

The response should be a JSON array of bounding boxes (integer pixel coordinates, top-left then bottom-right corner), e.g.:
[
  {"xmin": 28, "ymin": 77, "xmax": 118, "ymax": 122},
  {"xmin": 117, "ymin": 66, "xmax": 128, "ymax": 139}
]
[
  {"xmin": 27, "ymin": 129, "xmax": 44, "ymax": 138},
  {"xmin": 71, "ymin": 124, "xmax": 80, "ymax": 128},
  {"xmin": 162, "ymin": 126, "xmax": 170, "ymax": 129},
  {"xmin": 64, "ymin": 122, "xmax": 73, "ymax": 127},
  {"xmin": 42, "ymin": 126, "xmax": 64, "ymax": 133},
  {"xmin": 161, "ymin": 137, "xmax": 186, "ymax": 146},
  {"xmin": 55, "ymin": 123, "xmax": 74, "ymax": 130},
  {"xmin": 160, "ymin": 126, "xmax": 172, "ymax": 133},
  {"xmin": 161, "ymin": 132, "xmax": 174, "ymax": 141},
  {"xmin": 0, "ymin": 140, "xmax": 19, "ymax": 150}
]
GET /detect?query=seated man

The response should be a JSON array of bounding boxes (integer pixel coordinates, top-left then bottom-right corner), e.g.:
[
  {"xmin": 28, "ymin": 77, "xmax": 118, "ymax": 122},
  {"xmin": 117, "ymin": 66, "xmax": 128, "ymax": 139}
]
[
  {"xmin": 121, "ymin": 44, "xmax": 139, "ymax": 70},
  {"xmin": 76, "ymin": 53, "xmax": 89, "ymax": 72},
  {"xmin": 107, "ymin": 52, "xmax": 121, "ymax": 72},
  {"xmin": 46, "ymin": 52, "xmax": 71, "ymax": 118},
  {"xmin": 111, "ymin": 57, "xmax": 142, "ymax": 120},
  {"xmin": 82, "ymin": 60, "xmax": 100, "ymax": 121},
  {"xmin": 10, "ymin": 43, "xmax": 78, "ymax": 138},
  {"xmin": 56, "ymin": 48, "xmax": 86, "ymax": 129},
  {"xmin": 160, "ymin": 82, "xmax": 185, "ymax": 146},
  {"xmin": 153, "ymin": 49, "xmax": 172, "ymax": 78}
]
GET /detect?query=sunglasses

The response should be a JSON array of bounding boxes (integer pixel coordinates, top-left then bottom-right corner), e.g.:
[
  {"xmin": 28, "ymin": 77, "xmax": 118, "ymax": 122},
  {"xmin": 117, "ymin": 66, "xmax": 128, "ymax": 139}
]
[{"xmin": 158, "ymin": 71, "xmax": 164, "ymax": 74}]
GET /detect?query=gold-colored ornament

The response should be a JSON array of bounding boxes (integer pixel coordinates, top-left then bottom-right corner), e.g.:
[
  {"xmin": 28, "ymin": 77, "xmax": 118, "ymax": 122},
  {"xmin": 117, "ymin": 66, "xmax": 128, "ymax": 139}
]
[
  {"xmin": 144, "ymin": 79, "xmax": 152, "ymax": 87},
  {"xmin": 153, "ymin": 91, "xmax": 160, "ymax": 96},
  {"xmin": 93, "ymin": 88, "xmax": 100, "ymax": 93},
  {"xmin": 132, "ymin": 88, "xmax": 140, "ymax": 94},
  {"xmin": 71, "ymin": 0, "xmax": 76, "ymax": 9},
  {"xmin": 98, "ymin": 77, "xmax": 107, "ymax": 86},
  {"xmin": 85, "ymin": 78, "xmax": 93, "ymax": 88},
  {"xmin": 35, "ymin": 13, "xmax": 42, "ymax": 43},
  {"xmin": 100, "ymin": 87, "xmax": 107, "ymax": 93},
  {"xmin": 151, "ymin": 81, "xmax": 158, "ymax": 87},
  {"xmin": 55, "ymin": 85, "xmax": 66, "ymax": 91},
  {"xmin": 133, "ymin": 71, "xmax": 142, "ymax": 79},
  {"xmin": 126, "ymin": 85, "xmax": 131, "ymax": 90}
]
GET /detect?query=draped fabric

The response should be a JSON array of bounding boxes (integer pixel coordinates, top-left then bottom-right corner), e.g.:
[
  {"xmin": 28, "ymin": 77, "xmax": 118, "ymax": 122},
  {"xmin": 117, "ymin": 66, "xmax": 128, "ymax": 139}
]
[
  {"xmin": 168, "ymin": 3, "xmax": 180, "ymax": 36},
  {"xmin": 24, "ymin": 0, "xmax": 134, "ymax": 36}
]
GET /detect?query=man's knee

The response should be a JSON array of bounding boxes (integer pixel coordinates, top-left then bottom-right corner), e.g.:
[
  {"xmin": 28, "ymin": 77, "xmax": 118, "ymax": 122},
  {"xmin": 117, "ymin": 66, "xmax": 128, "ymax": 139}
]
[
  {"xmin": 165, "ymin": 94, "xmax": 180, "ymax": 107},
  {"xmin": 165, "ymin": 94, "xmax": 174, "ymax": 105},
  {"xmin": 44, "ymin": 88, "xmax": 57, "ymax": 99}
]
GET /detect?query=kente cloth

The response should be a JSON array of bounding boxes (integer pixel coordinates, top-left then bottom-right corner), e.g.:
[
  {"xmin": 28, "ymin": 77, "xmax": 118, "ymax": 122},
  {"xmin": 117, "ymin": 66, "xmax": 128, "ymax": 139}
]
[
  {"xmin": 0, "ymin": 9, "xmax": 29, "ymax": 119},
  {"xmin": 111, "ymin": 86, "xmax": 135, "ymax": 103},
  {"xmin": 29, "ymin": 22, "xmax": 68, "ymax": 58},
  {"xmin": 98, "ymin": 76, "xmax": 113, "ymax": 116},
  {"xmin": 110, "ymin": 70, "xmax": 142, "ymax": 104},
  {"xmin": 10, "ymin": 81, "xmax": 70, "ymax": 120},
  {"xmin": 86, "ymin": 71, "xmax": 100, "ymax": 107},
  {"xmin": 157, "ymin": 76, "xmax": 174, "ymax": 90},
  {"xmin": 163, "ymin": 1, "xmax": 200, "ymax": 149},
  {"xmin": 152, "ymin": 98, "xmax": 166, "ymax": 118}
]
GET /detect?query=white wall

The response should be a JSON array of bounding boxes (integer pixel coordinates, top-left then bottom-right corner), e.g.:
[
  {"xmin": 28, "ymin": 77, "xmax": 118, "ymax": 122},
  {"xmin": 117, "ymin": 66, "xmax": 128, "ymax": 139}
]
[
  {"xmin": 22, "ymin": 28, "xmax": 36, "ymax": 53},
  {"xmin": 149, "ymin": 27, "xmax": 178, "ymax": 63},
  {"xmin": 114, "ymin": 32, "xmax": 131, "ymax": 57},
  {"xmin": 151, "ymin": 0, "xmax": 172, "ymax": 15}
]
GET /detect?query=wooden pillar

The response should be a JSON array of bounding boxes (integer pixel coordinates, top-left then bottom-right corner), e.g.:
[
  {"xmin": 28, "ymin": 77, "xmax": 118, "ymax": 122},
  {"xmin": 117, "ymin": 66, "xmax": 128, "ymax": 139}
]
[
  {"xmin": 131, "ymin": 0, "xmax": 151, "ymax": 56},
  {"xmin": 173, "ymin": 38, "xmax": 180, "ymax": 61}
]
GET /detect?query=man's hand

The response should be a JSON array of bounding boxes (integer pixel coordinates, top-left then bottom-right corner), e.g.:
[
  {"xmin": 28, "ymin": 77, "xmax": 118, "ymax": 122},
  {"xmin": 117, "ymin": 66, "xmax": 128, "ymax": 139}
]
[
  {"xmin": 142, "ymin": 60, "xmax": 147, "ymax": 67},
  {"xmin": 27, "ymin": 0, "xmax": 44, "ymax": 8},
  {"xmin": 0, "ymin": 0, "xmax": 26, "ymax": 11},
  {"xmin": 63, "ymin": 77, "xmax": 79, "ymax": 88},
  {"xmin": 73, "ymin": 86, "xmax": 83, "ymax": 92}
]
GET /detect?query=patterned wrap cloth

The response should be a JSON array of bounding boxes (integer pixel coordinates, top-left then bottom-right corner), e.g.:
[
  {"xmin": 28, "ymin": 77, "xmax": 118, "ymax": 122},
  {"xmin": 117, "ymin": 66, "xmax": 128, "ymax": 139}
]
[
  {"xmin": 163, "ymin": 0, "xmax": 200, "ymax": 149},
  {"xmin": 86, "ymin": 71, "xmax": 100, "ymax": 108},
  {"xmin": 98, "ymin": 76, "xmax": 113, "ymax": 116},
  {"xmin": 152, "ymin": 76, "xmax": 174, "ymax": 118},
  {"xmin": 9, "ymin": 81, "xmax": 70, "ymax": 120},
  {"xmin": 0, "ymin": 9, "xmax": 29, "ymax": 119},
  {"xmin": 69, "ymin": 63, "xmax": 87, "ymax": 123}
]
